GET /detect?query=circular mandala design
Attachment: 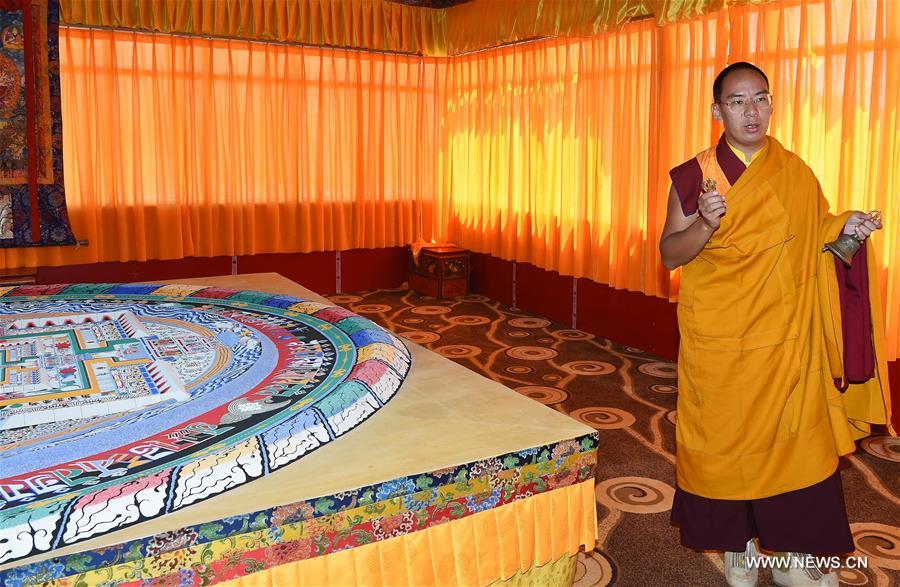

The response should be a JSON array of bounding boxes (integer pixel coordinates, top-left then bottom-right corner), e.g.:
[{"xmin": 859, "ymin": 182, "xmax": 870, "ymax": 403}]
[
  {"xmin": 0, "ymin": 284, "xmax": 411, "ymax": 566},
  {"xmin": 595, "ymin": 477, "xmax": 675, "ymax": 514},
  {"xmin": 836, "ymin": 568, "xmax": 869, "ymax": 586},
  {"xmin": 649, "ymin": 384, "xmax": 678, "ymax": 394},
  {"xmin": 447, "ymin": 315, "xmax": 490, "ymax": 326},
  {"xmin": 400, "ymin": 330, "xmax": 441, "ymax": 344},
  {"xmin": 505, "ymin": 346, "xmax": 559, "ymax": 361},
  {"xmin": 637, "ymin": 361, "xmax": 678, "ymax": 379},
  {"xmin": 850, "ymin": 523, "xmax": 900, "ymax": 569},
  {"xmin": 859, "ymin": 436, "xmax": 900, "ymax": 463},
  {"xmin": 460, "ymin": 294, "xmax": 490, "ymax": 302},
  {"xmin": 574, "ymin": 550, "xmax": 616, "ymax": 587},
  {"xmin": 411, "ymin": 305, "xmax": 453, "ymax": 315},
  {"xmin": 516, "ymin": 386, "xmax": 569, "ymax": 405},
  {"xmin": 403, "ymin": 318, "xmax": 424, "ymax": 324},
  {"xmin": 327, "ymin": 294, "xmax": 363, "ymax": 304},
  {"xmin": 435, "ymin": 344, "xmax": 482, "ymax": 358},
  {"xmin": 508, "ymin": 331, "xmax": 530, "ymax": 338},
  {"xmin": 665, "ymin": 410, "xmax": 677, "ymax": 426},
  {"xmin": 554, "ymin": 329, "xmax": 594, "ymax": 341},
  {"xmin": 570, "ymin": 407, "xmax": 635, "ymax": 430},
  {"xmin": 537, "ymin": 338, "xmax": 555, "ymax": 343},
  {"xmin": 505, "ymin": 366, "xmax": 533, "ymax": 374},
  {"xmin": 560, "ymin": 361, "xmax": 615, "ymax": 376},
  {"xmin": 507, "ymin": 317, "xmax": 551, "ymax": 328},
  {"xmin": 543, "ymin": 374, "xmax": 562, "ymax": 382},
  {"xmin": 353, "ymin": 304, "xmax": 392, "ymax": 314}
]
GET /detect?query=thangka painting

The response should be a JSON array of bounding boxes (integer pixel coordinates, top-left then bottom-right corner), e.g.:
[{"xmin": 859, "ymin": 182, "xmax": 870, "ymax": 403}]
[
  {"xmin": 0, "ymin": 0, "xmax": 74, "ymax": 247},
  {"xmin": 0, "ymin": 284, "xmax": 412, "ymax": 564}
]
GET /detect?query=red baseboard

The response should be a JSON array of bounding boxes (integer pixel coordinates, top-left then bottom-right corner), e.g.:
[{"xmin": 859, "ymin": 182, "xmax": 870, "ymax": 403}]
[
  {"xmin": 33, "ymin": 248, "xmax": 410, "ymax": 296},
  {"xmin": 575, "ymin": 277, "xmax": 679, "ymax": 360},
  {"xmin": 341, "ymin": 247, "xmax": 409, "ymax": 293},
  {"xmin": 37, "ymin": 257, "xmax": 233, "ymax": 284},
  {"xmin": 237, "ymin": 252, "xmax": 336, "ymax": 295},
  {"xmin": 469, "ymin": 253, "xmax": 514, "ymax": 306},
  {"xmin": 470, "ymin": 253, "xmax": 679, "ymax": 359},
  {"xmin": 889, "ymin": 360, "xmax": 899, "ymax": 431},
  {"xmin": 515, "ymin": 262, "xmax": 574, "ymax": 326}
]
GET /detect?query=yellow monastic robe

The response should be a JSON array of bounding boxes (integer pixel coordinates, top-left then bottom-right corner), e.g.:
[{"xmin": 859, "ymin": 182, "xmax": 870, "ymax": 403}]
[{"xmin": 674, "ymin": 136, "xmax": 892, "ymax": 500}]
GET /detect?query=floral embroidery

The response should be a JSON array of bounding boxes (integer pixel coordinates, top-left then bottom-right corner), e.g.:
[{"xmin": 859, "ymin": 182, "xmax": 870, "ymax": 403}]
[
  {"xmin": 6, "ymin": 434, "xmax": 598, "ymax": 587},
  {"xmin": 270, "ymin": 501, "xmax": 315, "ymax": 527},
  {"xmin": 147, "ymin": 529, "xmax": 200, "ymax": 557},
  {"xmin": 371, "ymin": 511, "xmax": 415, "ymax": 540}
]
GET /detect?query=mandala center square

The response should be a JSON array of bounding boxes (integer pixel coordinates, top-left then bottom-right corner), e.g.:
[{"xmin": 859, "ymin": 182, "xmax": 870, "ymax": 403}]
[{"xmin": 0, "ymin": 311, "xmax": 194, "ymax": 430}]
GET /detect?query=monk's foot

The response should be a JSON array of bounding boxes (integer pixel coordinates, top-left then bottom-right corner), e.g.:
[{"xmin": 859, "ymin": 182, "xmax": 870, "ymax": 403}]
[{"xmin": 724, "ymin": 539, "xmax": 760, "ymax": 587}]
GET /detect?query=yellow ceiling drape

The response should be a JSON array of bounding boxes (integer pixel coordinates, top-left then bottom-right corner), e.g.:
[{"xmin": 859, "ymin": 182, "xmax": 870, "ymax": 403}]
[
  {"xmin": 58, "ymin": 0, "xmax": 774, "ymax": 56},
  {"xmin": 60, "ymin": 0, "xmax": 450, "ymax": 55}
]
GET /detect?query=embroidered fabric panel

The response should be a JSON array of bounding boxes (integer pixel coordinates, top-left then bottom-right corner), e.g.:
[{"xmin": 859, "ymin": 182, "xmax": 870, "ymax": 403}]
[
  {"xmin": 1, "ymin": 433, "xmax": 599, "ymax": 587},
  {"xmin": 0, "ymin": 0, "xmax": 75, "ymax": 247}
]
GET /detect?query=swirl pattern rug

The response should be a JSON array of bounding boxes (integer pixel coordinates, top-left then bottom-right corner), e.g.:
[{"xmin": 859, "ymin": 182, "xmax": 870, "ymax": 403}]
[
  {"xmin": 329, "ymin": 288, "xmax": 899, "ymax": 587},
  {"xmin": 0, "ymin": 284, "xmax": 411, "ymax": 565}
]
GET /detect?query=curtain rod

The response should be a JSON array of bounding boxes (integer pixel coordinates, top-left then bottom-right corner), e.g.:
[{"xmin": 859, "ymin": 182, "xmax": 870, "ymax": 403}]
[{"xmin": 60, "ymin": 23, "xmax": 586, "ymax": 58}]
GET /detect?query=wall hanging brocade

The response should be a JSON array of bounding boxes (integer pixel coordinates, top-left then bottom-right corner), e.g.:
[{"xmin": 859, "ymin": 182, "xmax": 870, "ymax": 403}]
[{"xmin": 0, "ymin": 0, "xmax": 74, "ymax": 248}]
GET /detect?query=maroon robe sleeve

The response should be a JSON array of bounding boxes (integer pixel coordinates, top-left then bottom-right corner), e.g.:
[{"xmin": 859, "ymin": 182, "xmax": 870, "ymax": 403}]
[
  {"xmin": 833, "ymin": 241, "xmax": 876, "ymax": 390},
  {"xmin": 669, "ymin": 158, "xmax": 702, "ymax": 216}
]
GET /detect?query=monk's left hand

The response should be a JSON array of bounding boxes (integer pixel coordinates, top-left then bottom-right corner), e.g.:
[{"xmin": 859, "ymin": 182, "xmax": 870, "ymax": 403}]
[{"xmin": 842, "ymin": 211, "xmax": 882, "ymax": 241}]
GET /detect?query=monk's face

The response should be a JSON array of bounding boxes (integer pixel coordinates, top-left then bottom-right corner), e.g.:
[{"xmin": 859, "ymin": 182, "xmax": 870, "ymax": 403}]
[{"xmin": 711, "ymin": 69, "xmax": 771, "ymax": 153}]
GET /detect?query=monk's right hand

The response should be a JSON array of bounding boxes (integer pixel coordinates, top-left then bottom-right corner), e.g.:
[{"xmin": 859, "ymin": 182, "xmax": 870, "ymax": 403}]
[{"xmin": 698, "ymin": 190, "xmax": 726, "ymax": 231}]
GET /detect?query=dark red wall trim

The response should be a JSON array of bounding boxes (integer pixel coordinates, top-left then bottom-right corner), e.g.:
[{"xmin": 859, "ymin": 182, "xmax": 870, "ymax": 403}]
[
  {"xmin": 33, "ymin": 248, "xmax": 410, "ymax": 296},
  {"xmin": 341, "ymin": 247, "xmax": 409, "ymax": 292},
  {"xmin": 576, "ymin": 277, "xmax": 679, "ymax": 360},
  {"xmin": 37, "ymin": 257, "xmax": 233, "ymax": 284},
  {"xmin": 516, "ymin": 262, "xmax": 573, "ymax": 326},
  {"xmin": 889, "ymin": 361, "xmax": 899, "ymax": 432},
  {"xmin": 237, "ymin": 252, "xmax": 336, "ymax": 295},
  {"xmin": 469, "ymin": 253, "xmax": 514, "ymax": 306}
]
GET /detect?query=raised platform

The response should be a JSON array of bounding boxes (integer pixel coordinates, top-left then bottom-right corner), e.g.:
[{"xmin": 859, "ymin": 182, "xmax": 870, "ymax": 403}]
[{"xmin": 0, "ymin": 273, "xmax": 597, "ymax": 586}]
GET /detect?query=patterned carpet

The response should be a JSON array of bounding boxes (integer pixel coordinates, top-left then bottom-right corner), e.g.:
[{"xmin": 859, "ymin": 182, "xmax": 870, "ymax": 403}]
[{"xmin": 328, "ymin": 286, "xmax": 900, "ymax": 587}]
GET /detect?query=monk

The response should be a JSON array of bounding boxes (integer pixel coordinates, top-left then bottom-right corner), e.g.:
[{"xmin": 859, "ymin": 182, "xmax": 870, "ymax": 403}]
[{"xmin": 659, "ymin": 62, "xmax": 892, "ymax": 587}]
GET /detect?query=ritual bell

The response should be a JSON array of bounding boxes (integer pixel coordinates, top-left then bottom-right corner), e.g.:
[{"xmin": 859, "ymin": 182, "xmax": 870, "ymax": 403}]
[{"xmin": 822, "ymin": 210, "xmax": 881, "ymax": 267}]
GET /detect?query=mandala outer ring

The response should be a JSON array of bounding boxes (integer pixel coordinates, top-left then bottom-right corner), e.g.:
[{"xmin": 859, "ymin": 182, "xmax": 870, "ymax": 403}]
[{"xmin": 0, "ymin": 284, "xmax": 412, "ymax": 565}]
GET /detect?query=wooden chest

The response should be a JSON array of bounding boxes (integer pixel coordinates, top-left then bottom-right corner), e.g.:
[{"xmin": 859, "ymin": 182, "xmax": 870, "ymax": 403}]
[{"xmin": 409, "ymin": 246, "xmax": 469, "ymax": 299}]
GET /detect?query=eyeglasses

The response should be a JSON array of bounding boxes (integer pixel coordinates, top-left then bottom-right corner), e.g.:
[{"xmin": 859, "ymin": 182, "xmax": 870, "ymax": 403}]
[{"xmin": 719, "ymin": 93, "xmax": 774, "ymax": 113}]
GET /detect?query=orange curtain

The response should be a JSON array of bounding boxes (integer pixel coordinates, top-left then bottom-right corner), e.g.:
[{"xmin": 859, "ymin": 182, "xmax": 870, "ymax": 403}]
[
  {"xmin": 439, "ymin": 0, "xmax": 899, "ymax": 360},
  {"xmin": 0, "ymin": 27, "xmax": 440, "ymax": 269},
  {"xmin": 438, "ymin": 26, "xmax": 660, "ymax": 291}
]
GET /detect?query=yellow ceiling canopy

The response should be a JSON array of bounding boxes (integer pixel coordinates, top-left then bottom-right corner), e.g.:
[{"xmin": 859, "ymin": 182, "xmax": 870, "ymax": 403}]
[{"xmin": 60, "ymin": 0, "xmax": 770, "ymax": 56}]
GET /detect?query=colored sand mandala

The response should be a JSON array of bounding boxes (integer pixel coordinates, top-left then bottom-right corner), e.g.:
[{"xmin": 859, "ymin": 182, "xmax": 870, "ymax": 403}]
[{"xmin": 0, "ymin": 283, "xmax": 411, "ymax": 565}]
